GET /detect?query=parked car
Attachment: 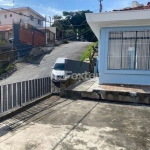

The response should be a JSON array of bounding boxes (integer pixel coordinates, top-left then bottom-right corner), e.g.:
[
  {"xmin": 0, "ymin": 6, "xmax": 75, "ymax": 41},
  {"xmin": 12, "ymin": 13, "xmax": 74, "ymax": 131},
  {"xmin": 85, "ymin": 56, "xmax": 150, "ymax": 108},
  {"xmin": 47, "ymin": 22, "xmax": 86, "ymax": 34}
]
[{"xmin": 51, "ymin": 58, "xmax": 70, "ymax": 82}]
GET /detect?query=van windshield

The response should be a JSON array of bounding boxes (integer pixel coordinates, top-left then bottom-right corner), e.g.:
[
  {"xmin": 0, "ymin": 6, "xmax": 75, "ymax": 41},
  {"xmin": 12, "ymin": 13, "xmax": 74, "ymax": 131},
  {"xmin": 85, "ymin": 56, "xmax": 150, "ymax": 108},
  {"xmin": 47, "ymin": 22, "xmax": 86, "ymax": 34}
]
[{"xmin": 54, "ymin": 63, "xmax": 65, "ymax": 70}]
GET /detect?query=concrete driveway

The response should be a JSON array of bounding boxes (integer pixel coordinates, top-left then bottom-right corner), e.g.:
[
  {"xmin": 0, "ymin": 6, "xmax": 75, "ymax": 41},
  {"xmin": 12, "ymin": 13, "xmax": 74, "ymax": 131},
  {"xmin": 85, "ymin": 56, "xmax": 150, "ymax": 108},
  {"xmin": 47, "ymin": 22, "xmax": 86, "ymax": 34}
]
[
  {"xmin": 0, "ymin": 96, "xmax": 150, "ymax": 150},
  {"xmin": 0, "ymin": 42, "xmax": 91, "ymax": 85}
]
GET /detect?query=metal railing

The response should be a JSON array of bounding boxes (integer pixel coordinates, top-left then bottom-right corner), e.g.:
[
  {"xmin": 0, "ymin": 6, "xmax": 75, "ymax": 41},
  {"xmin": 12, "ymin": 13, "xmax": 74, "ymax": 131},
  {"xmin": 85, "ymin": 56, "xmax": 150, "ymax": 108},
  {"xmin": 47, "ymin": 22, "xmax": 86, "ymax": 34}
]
[{"xmin": 0, "ymin": 77, "xmax": 51, "ymax": 114}]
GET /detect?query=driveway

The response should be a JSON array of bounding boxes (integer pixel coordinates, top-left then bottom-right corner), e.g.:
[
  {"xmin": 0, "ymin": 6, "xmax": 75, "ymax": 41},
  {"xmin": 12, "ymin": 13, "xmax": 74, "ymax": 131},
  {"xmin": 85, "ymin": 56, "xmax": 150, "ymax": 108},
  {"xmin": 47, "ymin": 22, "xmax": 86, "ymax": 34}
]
[
  {"xmin": 0, "ymin": 42, "xmax": 91, "ymax": 85},
  {"xmin": 0, "ymin": 96, "xmax": 150, "ymax": 150}
]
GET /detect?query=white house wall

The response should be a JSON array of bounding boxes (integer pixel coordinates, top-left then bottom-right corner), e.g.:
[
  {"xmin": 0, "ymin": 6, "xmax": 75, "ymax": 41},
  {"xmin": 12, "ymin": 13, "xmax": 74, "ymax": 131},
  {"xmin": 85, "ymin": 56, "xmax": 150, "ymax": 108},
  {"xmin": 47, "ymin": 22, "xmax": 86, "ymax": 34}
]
[
  {"xmin": 99, "ymin": 26, "xmax": 150, "ymax": 85},
  {"xmin": 0, "ymin": 9, "xmax": 43, "ymax": 27},
  {"xmin": 0, "ymin": 10, "xmax": 28, "ymax": 25},
  {"xmin": 26, "ymin": 11, "xmax": 43, "ymax": 28}
]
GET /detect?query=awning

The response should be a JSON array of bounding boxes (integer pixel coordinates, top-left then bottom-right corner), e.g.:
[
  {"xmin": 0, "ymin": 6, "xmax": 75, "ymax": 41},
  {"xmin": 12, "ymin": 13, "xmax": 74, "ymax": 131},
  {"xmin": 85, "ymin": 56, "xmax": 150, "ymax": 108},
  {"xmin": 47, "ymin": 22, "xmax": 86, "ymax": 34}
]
[{"xmin": 0, "ymin": 25, "xmax": 12, "ymax": 31}]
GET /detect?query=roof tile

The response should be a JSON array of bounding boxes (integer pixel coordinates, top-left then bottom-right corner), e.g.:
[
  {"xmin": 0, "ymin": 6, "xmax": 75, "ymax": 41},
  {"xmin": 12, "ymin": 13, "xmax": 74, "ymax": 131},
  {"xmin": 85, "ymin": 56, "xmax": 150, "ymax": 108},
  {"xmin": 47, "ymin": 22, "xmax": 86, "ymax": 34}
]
[
  {"xmin": 114, "ymin": 2, "xmax": 150, "ymax": 11},
  {"xmin": 0, "ymin": 25, "xmax": 12, "ymax": 32}
]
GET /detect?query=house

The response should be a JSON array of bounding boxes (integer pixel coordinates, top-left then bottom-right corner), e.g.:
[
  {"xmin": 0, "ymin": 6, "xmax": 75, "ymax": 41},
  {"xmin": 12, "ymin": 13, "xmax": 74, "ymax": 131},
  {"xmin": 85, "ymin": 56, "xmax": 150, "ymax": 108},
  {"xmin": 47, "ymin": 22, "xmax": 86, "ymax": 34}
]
[
  {"xmin": 0, "ymin": 7, "xmax": 44, "ymax": 28},
  {"xmin": 0, "ymin": 25, "xmax": 13, "ymax": 45},
  {"xmin": 37, "ymin": 27, "xmax": 56, "ymax": 44},
  {"xmin": 37, "ymin": 27, "xmax": 62, "ymax": 44},
  {"xmin": 86, "ymin": 1, "xmax": 150, "ymax": 85},
  {"xmin": 0, "ymin": 7, "xmax": 45, "ymax": 45}
]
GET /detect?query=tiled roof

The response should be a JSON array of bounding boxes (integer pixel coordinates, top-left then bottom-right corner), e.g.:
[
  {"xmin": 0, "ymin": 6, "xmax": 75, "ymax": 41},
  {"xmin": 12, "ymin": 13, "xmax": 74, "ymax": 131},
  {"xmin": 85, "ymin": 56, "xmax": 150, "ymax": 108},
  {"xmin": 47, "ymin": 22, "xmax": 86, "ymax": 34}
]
[
  {"xmin": 114, "ymin": 2, "xmax": 150, "ymax": 11},
  {"xmin": 0, "ymin": 25, "xmax": 12, "ymax": 31}
]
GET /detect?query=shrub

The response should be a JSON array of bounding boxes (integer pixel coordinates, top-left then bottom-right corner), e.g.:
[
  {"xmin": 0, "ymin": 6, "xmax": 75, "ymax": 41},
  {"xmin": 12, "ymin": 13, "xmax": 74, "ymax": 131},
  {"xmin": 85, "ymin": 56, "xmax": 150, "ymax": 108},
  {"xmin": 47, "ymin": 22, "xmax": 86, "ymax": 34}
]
[
  {"xmin": 80, "ymin": 43, "xmax": 94, "ymax": 61},
  {"xmin": 5, "ymin": 63, "xmax": 14, "ymax": 72}
]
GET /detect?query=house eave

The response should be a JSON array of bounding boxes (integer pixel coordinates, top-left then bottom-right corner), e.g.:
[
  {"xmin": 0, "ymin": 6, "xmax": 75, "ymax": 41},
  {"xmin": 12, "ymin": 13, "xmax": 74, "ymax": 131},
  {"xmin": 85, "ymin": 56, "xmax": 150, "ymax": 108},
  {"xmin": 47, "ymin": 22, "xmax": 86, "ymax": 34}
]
[{"xmin": 86, "ymin": 9, "xmax": 150, "ymax": 39}]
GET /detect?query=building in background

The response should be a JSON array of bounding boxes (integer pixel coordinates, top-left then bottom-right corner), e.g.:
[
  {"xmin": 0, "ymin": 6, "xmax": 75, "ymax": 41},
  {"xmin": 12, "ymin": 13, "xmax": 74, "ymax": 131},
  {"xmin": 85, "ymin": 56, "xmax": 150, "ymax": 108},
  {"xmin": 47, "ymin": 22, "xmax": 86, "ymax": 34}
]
[
  {"xmin": 0, "ymin": 7, "xmax": 44, "ymax": 28},
  {"xmin": 86, "ymin": 1, "xmax": 150, "ymax": 85},
  {"xmin": 37, "ymin": 27, "xmax": 62, "ymax": 44},
  {"xmin": 0, "ymin": 25, "xmax": 13, "ymax": 45},
  {"xmin": 0, "ymin": 7, "xmax": 45, "ymax": 44}
]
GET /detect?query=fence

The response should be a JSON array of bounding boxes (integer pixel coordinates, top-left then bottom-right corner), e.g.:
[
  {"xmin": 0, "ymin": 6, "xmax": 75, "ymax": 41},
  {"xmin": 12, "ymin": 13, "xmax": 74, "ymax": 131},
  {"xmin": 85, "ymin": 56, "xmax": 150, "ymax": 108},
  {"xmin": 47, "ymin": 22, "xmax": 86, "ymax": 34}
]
[
  {"xmin": 19, "ymin": 26, "xmax": 32, "ymax": 45},
  {"xmin": 33, "ymin": 28, "xmax": 45, "ymax": 46},
  {"xmin": 13, "ymin": 23, "xmax": 46, "ymax": 57},
  {"xmin": 0, "ymin": 77, "xmax": 51, "ymax": 114}
]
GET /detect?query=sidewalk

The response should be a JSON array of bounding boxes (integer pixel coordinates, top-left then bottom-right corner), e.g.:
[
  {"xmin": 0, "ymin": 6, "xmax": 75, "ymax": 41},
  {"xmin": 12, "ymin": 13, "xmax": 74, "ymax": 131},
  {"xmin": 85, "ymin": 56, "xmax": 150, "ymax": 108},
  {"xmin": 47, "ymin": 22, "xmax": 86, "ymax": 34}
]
[
  {"xmin": 0, "ymin": 96, "xmax": 150, "ymax": 150},
  {"xmin": 66, "ymin": 78, "xmax": 150, "ymax": 105}
]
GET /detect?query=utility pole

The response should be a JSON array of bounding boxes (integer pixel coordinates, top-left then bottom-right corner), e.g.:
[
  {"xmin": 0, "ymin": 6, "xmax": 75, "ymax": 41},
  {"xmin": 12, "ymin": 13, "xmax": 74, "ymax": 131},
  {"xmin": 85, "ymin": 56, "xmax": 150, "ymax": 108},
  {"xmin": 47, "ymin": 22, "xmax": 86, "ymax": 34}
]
[
  {"xmin": 99, "ymin": 0, "xmax": 103, "ymax": 12},
  {"xmin": 45, "ymin": 15, "xmax": 47, "ymax": 45},
  {"xmin": 49, "ymin": 16, "xmax": 52, "ymax": 27}
]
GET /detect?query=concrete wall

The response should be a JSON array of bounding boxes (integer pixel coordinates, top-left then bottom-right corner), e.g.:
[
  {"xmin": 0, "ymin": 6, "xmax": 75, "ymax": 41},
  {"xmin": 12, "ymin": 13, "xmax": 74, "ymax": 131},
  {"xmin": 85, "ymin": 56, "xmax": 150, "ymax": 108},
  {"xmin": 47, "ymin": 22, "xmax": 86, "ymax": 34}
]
[
  {"xmin": 99, "ymin": 26, "xmax": 150, "ymax": 85},
  {"xmin": 49, "ymin": 27, "xmax": 56, "ymax": 39}
]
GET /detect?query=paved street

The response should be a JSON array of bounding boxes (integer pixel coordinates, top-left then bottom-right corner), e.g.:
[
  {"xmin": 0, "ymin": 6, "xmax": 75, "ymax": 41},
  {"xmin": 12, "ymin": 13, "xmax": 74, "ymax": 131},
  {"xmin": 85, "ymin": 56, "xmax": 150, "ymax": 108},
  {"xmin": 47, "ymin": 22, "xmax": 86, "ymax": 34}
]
[
  {"xmin": 0, "ymin": 42, "xmax": 91, "ymax": 85},
  {"xmin": 0, "ymin": 96, "xmax": 150, "ymax": 150}
]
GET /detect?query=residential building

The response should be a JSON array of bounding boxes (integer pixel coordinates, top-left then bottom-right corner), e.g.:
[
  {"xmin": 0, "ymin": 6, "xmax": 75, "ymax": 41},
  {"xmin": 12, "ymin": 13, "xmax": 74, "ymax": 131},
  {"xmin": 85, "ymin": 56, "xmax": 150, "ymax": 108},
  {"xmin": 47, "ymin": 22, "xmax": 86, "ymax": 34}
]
[
  {"xmin": 86, "ymin": 1, "xmax": 150, "ymax": 85},
  {"xmin": 0, "ymin": 7, "xmax": 45, "ymax": 44},
  {"xmin": 37, "ymin": 27, "xmax": 62, "ymax": 43},
  {"xmin": 0, "ymin": 7, "xmax": 44, "ymax": 28},
  {"xmin": 0, "ymin": 25, "xmax": 12, "ymax": 45}
]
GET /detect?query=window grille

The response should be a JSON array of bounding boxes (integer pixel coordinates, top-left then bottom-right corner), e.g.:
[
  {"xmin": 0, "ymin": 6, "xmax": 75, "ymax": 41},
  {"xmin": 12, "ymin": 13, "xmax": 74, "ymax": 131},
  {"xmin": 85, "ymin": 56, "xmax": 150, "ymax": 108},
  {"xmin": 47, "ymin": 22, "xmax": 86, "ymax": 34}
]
[{"xmin": 108, "ymin": 31, "xmax": 150, "ymax": 70}]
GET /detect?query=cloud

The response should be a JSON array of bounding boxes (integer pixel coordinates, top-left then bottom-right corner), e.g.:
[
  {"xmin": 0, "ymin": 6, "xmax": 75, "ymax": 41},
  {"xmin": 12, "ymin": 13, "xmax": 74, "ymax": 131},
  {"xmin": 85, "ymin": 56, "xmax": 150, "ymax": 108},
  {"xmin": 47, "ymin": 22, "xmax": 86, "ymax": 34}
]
[
  {"xmin": 48, "ymin": 7, "xmax": 62, "ymax": 15},
  {"xmin": 0, "ymin": 0, "xmax": 15, "ymax": 7}
]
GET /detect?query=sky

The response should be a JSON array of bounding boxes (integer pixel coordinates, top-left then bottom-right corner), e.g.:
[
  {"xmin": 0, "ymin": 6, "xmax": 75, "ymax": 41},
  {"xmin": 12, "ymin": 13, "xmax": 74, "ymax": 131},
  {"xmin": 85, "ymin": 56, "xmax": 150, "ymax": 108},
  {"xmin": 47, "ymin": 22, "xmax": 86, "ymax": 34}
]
[{"xmin": 0, "ymin": 0, "xmax": 149, "ymax": 21}]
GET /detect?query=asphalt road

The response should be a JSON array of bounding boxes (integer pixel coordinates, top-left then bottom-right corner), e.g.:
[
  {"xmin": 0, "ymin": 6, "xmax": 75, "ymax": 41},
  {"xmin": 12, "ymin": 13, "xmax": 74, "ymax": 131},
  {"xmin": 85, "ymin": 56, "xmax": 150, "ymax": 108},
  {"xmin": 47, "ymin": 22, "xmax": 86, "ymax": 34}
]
[{"xmin": 0, "ymin": 42, "xmax": 91, "ymax": 85}]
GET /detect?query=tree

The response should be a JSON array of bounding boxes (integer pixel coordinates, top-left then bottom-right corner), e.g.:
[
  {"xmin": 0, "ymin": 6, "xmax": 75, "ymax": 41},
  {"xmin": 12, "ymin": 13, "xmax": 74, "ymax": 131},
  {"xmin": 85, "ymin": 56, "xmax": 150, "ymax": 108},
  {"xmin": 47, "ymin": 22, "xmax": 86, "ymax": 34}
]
[
  {"xmin": 53, "ymin": 15, "xmax": 62, "ymax": 20},
  {"xmin": 51, "ymin": 10, "xmax": 97, "ymax": 42}
]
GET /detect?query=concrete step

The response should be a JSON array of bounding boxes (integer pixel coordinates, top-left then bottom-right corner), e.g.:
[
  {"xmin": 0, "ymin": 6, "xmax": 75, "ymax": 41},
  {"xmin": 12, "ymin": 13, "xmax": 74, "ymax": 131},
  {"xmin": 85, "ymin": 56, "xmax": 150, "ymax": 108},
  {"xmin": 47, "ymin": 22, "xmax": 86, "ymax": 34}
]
[{"xmin": 65, "ymin": 78, "xmax": 150, "ymax": 105}]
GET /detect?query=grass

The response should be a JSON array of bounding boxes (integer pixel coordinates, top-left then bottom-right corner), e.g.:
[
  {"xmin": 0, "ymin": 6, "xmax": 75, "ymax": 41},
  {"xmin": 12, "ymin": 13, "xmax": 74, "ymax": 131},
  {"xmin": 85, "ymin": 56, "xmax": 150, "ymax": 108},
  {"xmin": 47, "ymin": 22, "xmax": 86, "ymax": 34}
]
[
  {"xmin": 0, "ymin": 63, "xmax": 14, "ymax": 75},
  {"xmin": 80, "ymin": 42, "xmax": 98, "ymax": 61},
  {"xmin": 5, "ymin": 63, "xmax": 14, "ymax": 72}
]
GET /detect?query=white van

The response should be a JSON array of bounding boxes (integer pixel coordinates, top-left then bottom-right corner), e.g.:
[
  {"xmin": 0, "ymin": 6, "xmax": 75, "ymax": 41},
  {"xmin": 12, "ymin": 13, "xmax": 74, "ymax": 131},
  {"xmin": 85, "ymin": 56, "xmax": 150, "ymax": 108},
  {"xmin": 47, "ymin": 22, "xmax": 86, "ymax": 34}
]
[{"xmin": 51, "ymin": 58, "xmax": 70, "ymax": 82}]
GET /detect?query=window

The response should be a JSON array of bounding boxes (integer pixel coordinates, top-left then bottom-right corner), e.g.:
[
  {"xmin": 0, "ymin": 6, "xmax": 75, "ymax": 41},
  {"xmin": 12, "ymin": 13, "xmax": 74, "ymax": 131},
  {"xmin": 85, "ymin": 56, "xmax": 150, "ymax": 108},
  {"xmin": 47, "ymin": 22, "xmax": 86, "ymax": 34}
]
[
  {"xmin": 108, "ymin": 31, "xmax": 150, "ymax": 70},
  {"xmin": 38, "ymin": 19, "xmax": 41, "ymax": 25},
  {"xmin": 30, "ymin": 15, "xmax": 34, "ymax": 21},
  {"xmin": 4, "ymin": 15, "xmax": 7, "ymax": 18},
  {"xmin": 54, "ymin": 63, "xmax": 65, "ymax": 70},
  {"xmin": 10, "ymin": 14, "xmax": 12, "ymax": 17}
]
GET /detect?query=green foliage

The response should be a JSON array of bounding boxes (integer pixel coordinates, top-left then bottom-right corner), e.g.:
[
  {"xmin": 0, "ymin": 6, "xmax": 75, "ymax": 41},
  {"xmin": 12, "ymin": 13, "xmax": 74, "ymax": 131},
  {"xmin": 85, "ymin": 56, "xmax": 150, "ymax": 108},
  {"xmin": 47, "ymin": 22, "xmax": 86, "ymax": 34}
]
[
  {"xmin": 5, "ymin": 63, "xmax": 14, "ymax": 72},
  {"xmin": 80, "ymin": 43, "xmax": 94, "ymax": 61},
  {"xmin": 53, "ymin": 15, "xmax": 62, "ymax": 20},
  {"xmin": 0, "ymin": 63, "xmax": 14, "ymax": 75},
  {"xmin": 0, "ymin": 35, "xmax": 5, "ymax": 46},
  {"xmin": 51, "ymin": 10, "xmax": 98, "ymax": 42}
]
